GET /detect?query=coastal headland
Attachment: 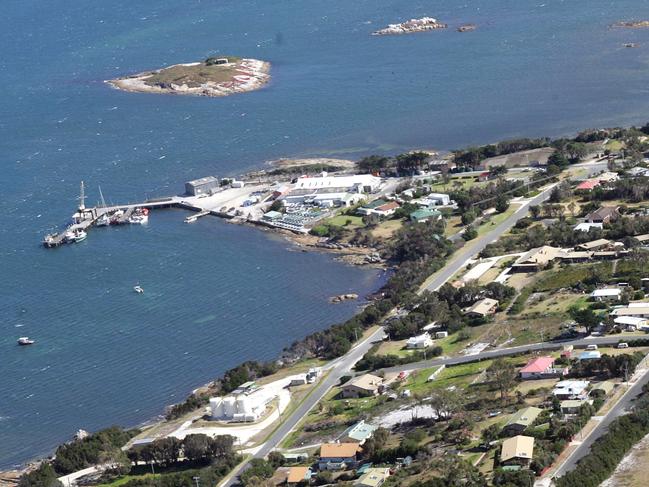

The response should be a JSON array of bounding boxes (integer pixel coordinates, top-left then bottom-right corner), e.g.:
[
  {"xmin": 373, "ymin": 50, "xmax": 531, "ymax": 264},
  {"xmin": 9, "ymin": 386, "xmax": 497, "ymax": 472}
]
[{"xmin": 106, "ymin": 57, "xmax": 270, "ymax": 97}]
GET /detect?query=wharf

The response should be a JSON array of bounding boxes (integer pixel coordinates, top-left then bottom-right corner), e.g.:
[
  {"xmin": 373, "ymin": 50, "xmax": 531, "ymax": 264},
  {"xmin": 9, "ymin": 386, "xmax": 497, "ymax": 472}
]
[{"xmin": 42, "ymin": 182, "xmax": 270, "ymax": 248}]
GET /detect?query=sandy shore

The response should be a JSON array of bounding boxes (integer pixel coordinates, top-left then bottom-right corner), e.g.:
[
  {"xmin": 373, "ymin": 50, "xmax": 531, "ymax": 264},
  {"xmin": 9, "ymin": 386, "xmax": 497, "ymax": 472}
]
[{"xmin": 106, "ymin": 58, "xmax": 270, "ymax": 97}]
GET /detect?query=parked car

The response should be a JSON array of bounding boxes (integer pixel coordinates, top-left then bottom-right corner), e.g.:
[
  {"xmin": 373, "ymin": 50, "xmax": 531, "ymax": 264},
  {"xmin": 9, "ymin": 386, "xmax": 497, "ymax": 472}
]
[{"xmin": 617, "ymin": 342, "xmax": 629, "ymax": 349}]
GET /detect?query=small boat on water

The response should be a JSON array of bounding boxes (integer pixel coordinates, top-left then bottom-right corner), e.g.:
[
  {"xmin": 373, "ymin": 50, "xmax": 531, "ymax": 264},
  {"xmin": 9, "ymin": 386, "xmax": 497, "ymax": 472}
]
[
  {"xmin": 128, "ymin": 208, "xmax": 149, "ymax": 225},
  {"xmin": 133, "ymin": 285, "xmax": 144, "ymax": 294},
  {"xmin": 17, "ymin": 337, "xmax": 35, "ymax": 346},
  {"xmin": 96, "ymin": 213, "xmax": 110, "ymax": 227},
  {"xmin": 65, "ymin": 229, "xmax": 87, "ymax": 243}
]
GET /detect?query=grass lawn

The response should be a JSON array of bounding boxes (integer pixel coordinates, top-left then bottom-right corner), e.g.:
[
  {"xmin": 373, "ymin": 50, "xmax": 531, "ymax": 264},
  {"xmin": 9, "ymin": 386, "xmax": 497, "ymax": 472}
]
[
  {"xmin": 521, "ymin": 292, "xmax": 588, "ymax": 316},
  {"xmin": 371, "ymin": 219, "xmax": 403, "ymax": 239},
  {"xmin": 96, "ymin": 475, "xmax": 155, "ymax": 487},
  {"xmin": 477, "ymin": 206, "xmax": 517, "ymax": 237},
  {"xmin": 375, "ymin": 339, "xmax": 415, "ymax": 358},
  {"xmin": 443, "ymin": 215, "xmax": 464, "ymax": 238},
  {"xmin": 605, "ymin": 139, "xmax": 624, "ymax": 152},
  {"xmin": 142, "ymin": 58, "xmax": 243, "ymax": 87},
  {"xmin": 325, "ymin": 214, "xmax": 364, "ymax": 228}
]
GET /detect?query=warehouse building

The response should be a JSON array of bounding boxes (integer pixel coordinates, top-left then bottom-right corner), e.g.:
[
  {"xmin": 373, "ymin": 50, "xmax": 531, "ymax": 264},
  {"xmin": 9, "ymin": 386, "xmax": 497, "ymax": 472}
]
[{"xmin": 185, "ymin": 176, "xmax": 220, "ymax": 196}]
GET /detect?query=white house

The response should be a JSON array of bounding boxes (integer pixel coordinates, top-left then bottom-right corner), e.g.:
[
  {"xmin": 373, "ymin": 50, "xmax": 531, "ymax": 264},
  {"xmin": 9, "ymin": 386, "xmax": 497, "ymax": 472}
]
[
  {"xmin": 613, "ymin": 316, "xmax": 649, "ymax": 331},
  {"xmin": 574, "ymin": 222, "xmax": 603, "ymax": 233},
  {"xmin": 590, "ymin": 288, "xmax": 622, "ymax": 302},
  {"xmin": 406, "ymin": 332, "xmax": 433, "ymax": 349},
  {"xmin": 552, "ymin": 380, "xmax": 590, "ymax": 400},
  {"xmin": 418, "ymin": 193, "xmax": 451, "ymax": 207}
]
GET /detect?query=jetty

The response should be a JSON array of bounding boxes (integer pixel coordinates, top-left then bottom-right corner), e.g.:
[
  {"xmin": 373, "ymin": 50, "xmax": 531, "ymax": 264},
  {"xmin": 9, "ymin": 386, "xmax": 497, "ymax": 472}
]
[{"xmin": 42, "ymin": 179, "xmax": 272, "ymax": 248}]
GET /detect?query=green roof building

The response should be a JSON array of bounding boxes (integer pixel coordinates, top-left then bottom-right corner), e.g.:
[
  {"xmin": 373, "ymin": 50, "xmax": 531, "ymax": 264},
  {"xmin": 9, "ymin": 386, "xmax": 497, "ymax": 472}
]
[
  {"xmin": 503, "ymin": 407, "xmax": 542, "ymax": 436},
  {"xmin": 409, "ymin": 208, "xmax": 442, "ymax": 223}
]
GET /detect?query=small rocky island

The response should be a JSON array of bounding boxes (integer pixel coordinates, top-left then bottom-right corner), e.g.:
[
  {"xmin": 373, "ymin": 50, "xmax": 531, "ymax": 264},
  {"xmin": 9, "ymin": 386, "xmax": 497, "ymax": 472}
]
[
  {"xmin": 107, "ymin": 57, "xmax": 270, "ymax": 97},
  {"xmin": 612, "ymin": 20, "xmax": 649, "ymax": 29},
  {"xmin": 457, "ymin": 24, "xmax": 477, "ymax": 32},
  {"xmin": 373, "ymin": 17, "xmax": 447, "ymax": 36}
]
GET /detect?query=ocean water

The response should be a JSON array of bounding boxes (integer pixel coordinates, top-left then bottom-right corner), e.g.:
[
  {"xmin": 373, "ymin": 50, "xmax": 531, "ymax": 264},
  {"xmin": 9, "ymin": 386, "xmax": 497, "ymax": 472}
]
[{"xmin": 3, "ymin": 0, "xmax": 649, "ymax": 468}]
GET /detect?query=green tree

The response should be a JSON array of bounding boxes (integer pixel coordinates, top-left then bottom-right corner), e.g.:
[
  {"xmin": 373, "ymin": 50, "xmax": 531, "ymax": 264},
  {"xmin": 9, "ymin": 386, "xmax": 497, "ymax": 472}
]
[
  {"xmin": 487, "ymin": 359, "xmax": 518, "ymax": 400},
  {"xmin": 358, "ymin": 155, "xmax": 392, "ymax": 174},
  {"xmin": 19, "ymin": 464, "xmax": 63, "ymax": 487},
  {"xmin": 495, "ymin": 195, "xmax": 510, "ymax": 213}
]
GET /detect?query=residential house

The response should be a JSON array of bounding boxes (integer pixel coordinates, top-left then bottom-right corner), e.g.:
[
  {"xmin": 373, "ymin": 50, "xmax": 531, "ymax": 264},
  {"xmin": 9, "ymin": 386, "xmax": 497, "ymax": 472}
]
[
  {"xmin": 590, "ymin": 288, "xmax": 622, "ymax": 302},
  {"xmin": 420, "ymin": 193, "xmax": 451, "ymax": 206},
  {"xmin": 576, "ymin": 179, "xmax": 602, "ymax": 191},
  {"xmin": 511, "ymin": 246, "xmax": 562, "ymax": 272},
  {"xmin": 354, "ymin": 468, "xmax": 390, "ymax": 487},
  {"xmin": 559, "ymin": 251, "xmax": 593, "ymax": 263},
  {"xmin": 406, "ymin": 332, "xmax": 433, "ymax": 349},
  {"xmin": 285, "ymin": 467, "xmax": 312, "ymax": 485},
  {"xmin": 341, "ymin": 374, "xmax": 383, "ymax": 398},
  {"xmin": 586, "ymin": 206, "xmax": 621, "ymax": 225},
  {"xmin": 500, "ymin": 435, "xmax": 535, "ymax": 467},
  {"xmin": 574, "ymin": 222, "xmax": 603, "ymax": 232},
  {"xmin": 464, "ymin": 298, "xmax": 499, "ymax": 319},
  {"xmin": 613, "ymin": 316, "xmax": 649, "ymax": 331},
  {"xmin": 598, "ymin": 171, "xmax": 619, "ymax": 184},
  {"xmin": 579, "ymin": 350, "xmax": 602, "ymax": 360},
  {"xmin": 372, "ymin": 201, "xmax": 400, "ymax": 217},
  {"xmin": 409, "ymin": 208, "xmax": 442, "ymax": 223},
  {"xmin": 519, "ymin": 356, "xmax": 567, "ymax": 380},
  {"xmin": 357, "ymin": 199, "xmax": 387, "ymax": 216},
  {"xmin": 552, "ymin": 380, "xmax": 590, "ymax": 400},
  {"xmin": 576, "ymin": 239, "xmax": 613, "ymax": 251},
  {"xmin": 503, "ymin": 407, "xmax": 542, "ymax": 436},
  {"xmin": 611, "ymin": 305, "xmax": 649, "ymax": 319},
  {"xmin": 338, "ymin": 420, "xmax": 378, "ymax": 445},
  {"xmin": 318, "ymin": 443, "xmax": 361, "ymax": 471},
  {"xmin": 560, "ymin": 400, "xmax": 587, "ymax": 415}
]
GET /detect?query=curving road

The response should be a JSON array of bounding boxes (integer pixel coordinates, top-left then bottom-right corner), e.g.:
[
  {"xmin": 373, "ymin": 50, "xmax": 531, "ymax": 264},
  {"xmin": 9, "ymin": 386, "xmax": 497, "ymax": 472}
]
[{"xmin": 221, "ymin": 162, "xmax": 608, "ymax": 486}]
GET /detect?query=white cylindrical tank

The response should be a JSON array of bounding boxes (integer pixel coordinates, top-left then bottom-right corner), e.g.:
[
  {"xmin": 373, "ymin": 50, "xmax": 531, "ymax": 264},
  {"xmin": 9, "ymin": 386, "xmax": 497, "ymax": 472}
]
[
  {"xmin": 209, "ymin": 398, "xmax": 224, "ymax": 419},
  {"xmin": 223, "ymin": 396, "xmax": 237, "ymax": 418},
  {"xmin": 236, "ymin": 395, "xmax": 249, "ymax": 415}
]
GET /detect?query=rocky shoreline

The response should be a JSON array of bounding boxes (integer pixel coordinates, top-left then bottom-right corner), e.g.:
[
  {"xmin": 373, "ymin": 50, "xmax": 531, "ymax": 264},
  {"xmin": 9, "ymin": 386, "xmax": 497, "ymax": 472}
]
[
  {"xmin": 106, "ymin": 58, "xmax": 270, "ymax": 97},
  {"xmin": 373, "ymin": 17, "xmax": 447, "ymax": 36},
  {"xmin": 612, "ymin": 20, "xmax": 649, "ymax": 29}
]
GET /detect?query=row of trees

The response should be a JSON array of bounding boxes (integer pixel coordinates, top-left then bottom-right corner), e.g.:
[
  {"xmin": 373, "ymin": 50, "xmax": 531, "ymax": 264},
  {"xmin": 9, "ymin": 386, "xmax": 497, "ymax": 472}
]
[{"xmin": 127, "ymin": 434, "xmax": 234, "ymax": 467}]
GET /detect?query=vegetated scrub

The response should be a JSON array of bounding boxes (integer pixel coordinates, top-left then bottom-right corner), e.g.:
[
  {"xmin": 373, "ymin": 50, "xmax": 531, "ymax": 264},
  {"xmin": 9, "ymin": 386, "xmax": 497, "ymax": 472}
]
[{"xmin": 556, "ymin": 385, "xmax": 649, "ymax": 487}]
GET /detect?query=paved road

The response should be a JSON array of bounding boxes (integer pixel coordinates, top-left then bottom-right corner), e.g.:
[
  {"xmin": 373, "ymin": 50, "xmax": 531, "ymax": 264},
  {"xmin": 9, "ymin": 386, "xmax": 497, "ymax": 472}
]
[
  {"xmin": 222, "ymin": 161, "xmax": 609, "ymax": 485},
  {"xmin": 379, "ymin": 336, "xmax": 634, "ymax": 375},
  {"xmin": 222, "ymin": 327, "xmax": 386, "ymax": 486},
  {"xmin": 552, "ymin": 361, "xmax": 649, "ymax": 478},
  {"xmin": 423, "ymin": 187, "xmax": 556, "ymax": 291}
]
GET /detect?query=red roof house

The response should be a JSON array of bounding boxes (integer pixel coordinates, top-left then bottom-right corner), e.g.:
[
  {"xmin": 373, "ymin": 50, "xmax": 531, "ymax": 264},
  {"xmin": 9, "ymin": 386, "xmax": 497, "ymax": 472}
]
[
  {"xmin": 520, "ymin": 356, "xmax": 567, "ymax": 380},
  {"xmin": 575, "ymin": 180, "xmax": 601, "ymax": 191}
]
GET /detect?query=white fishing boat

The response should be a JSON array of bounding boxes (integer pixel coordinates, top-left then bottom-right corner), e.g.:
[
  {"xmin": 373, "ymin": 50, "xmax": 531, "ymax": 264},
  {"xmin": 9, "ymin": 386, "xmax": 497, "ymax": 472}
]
[
  {"xmin": 65, "ymin": 229, "xmax": 87, "ymax": 243},
  {"xmin": 96, "ymin": 213, "xmax": 110, "ymax": 227},
  {"xmin": 17, "ymin": 337, "xmax": 35, "ymax": 346},
  {"xmin": 133, "ymin": 285, "xmax": 144, "ymax": 294},
  {"xmin": 128, "ymin": 208, "xmax": 149, "ymax": 224}
]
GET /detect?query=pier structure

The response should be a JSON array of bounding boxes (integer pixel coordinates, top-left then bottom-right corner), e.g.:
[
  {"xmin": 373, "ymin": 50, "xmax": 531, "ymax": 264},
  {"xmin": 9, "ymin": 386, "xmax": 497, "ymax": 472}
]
[{"xmin": 42, "ymin": 181, "xmax": 272, "ymax": 248}]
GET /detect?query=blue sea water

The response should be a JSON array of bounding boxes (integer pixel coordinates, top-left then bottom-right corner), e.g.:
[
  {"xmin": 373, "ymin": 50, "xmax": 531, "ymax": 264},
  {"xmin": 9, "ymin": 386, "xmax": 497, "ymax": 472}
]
[{"xmin": 3, "ymin": 0, "xmax": 649, "ymax": 468}]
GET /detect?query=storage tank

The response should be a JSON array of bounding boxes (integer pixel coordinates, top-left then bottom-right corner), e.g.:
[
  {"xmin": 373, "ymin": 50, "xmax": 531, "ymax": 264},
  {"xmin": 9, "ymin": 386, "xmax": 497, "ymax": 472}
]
[
  {"xmin": 223, "ymin": 396, "xmax": 237, "ymax": 418},
  {"xmin": 209, "ymin": 398, "xmax": 224, "ymax": 419},
  {"xmin": 236, "ymin": 395, "xmax": 249, "ymax": 415}
]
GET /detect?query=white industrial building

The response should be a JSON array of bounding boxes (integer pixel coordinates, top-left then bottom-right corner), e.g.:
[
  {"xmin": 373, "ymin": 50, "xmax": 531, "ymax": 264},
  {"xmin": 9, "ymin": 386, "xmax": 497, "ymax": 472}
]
[
  {"xmin": 210, "ymin": 385, "xmax": 277, "ymax": 422},
  {"xmin": 281, "ymin": 173, "xmax": 381, "ymax": 207}
]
